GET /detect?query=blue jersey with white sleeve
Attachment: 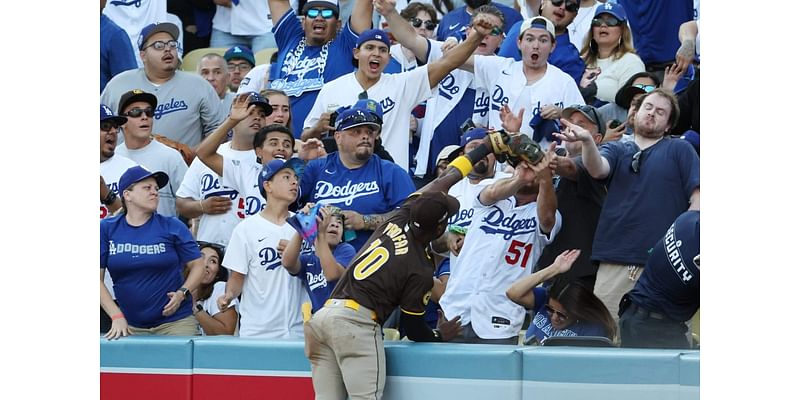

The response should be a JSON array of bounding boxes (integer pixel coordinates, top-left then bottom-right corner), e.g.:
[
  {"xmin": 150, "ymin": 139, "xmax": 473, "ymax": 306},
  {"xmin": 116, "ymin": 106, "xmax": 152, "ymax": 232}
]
[{"xmin": 297, "ymin": 243, "xmax": 357, "ymax": 312}]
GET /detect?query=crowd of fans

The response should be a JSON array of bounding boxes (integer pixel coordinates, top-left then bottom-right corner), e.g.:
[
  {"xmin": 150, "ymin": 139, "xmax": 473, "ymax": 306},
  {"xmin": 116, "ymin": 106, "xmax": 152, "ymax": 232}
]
[{"xmin": 100, "ymin": 0, "xmax": 700, "ymax": 366}]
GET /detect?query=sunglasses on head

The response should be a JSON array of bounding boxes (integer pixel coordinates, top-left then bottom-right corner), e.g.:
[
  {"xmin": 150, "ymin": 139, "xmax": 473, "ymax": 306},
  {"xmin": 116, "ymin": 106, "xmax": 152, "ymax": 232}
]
[
  {"xmin": 125, "ymin": 107, "xmax": 154, "ymax": 118},
  {"xmin": 551, "ymin": 0, "xmax": 579, "ymax": 13},
  {"xmin": 591, "ymin": 15, "xmax": 623, "ymax": 27},
  {"xmin": 544, "ymin": 304, "xmax": 570, "ymax": 320},
  {"xmin": 409, "ymin": 17, "xmax": 436, "ymax": 31},
  {"xmin": 633, "ymin": 84, "xmax": 656, "ymax": 93},
  {"xmin": 306, "ymin": 8, "xmax": 336, "ymax": 19},
  {"xmin": 101, "ymin": 121, "xmax": 120, "ymax": 132}
]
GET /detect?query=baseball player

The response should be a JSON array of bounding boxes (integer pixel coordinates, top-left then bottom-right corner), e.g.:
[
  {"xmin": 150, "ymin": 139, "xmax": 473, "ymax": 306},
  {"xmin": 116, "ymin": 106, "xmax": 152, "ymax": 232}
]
[
  {"xmin": 101, "ymin": 22, "xmax": 226, "ymax": 147},
  {"xmin": 439, "ymin": 146, "xmax": 562, "ymax": 344},
  {"xmin": 461, "ymin": 16, "xmax": 584, "ymax": 150},
  {"xmin": 303, "ymin": 123, "xmax": 543, "ymax": 398},
  {"xmin": 302, "ymin": 15, "xmax": 497, "ymax": 171}
]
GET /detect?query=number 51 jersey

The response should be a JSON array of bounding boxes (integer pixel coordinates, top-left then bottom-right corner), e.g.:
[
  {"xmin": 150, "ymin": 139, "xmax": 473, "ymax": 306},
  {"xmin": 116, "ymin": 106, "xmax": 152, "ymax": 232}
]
[{"xmin": 440, "ymin": 195, "xmax": 562, "ymax": 339}]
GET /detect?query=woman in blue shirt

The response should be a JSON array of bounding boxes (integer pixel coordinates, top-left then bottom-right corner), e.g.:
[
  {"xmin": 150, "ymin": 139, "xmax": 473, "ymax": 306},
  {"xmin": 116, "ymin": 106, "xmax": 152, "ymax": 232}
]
[
  {"xmin": 506, "ymin": 249, "xmax": 616, "ymax": 344},
  {"xmin": 100, "ymin": 166, "xmax": 205, "ymax": 340}
]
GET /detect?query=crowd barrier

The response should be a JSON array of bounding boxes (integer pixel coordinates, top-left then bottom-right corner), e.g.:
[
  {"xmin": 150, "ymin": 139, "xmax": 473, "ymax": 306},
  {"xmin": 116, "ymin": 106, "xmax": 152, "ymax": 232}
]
[{"xmin": 100, "ymin": 336, "xmax": 699, "ymax": 400}]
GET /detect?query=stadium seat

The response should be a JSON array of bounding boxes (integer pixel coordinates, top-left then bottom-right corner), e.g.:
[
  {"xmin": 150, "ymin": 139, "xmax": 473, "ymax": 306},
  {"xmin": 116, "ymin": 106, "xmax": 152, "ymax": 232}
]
[
  {"xmin": 383, "ymin": 328, "xmax": 401, "ymax": 341},
  {"xmin": 180, "ymin": 47, "xmax": 227, "ymax": 72},
  {"xmin": 255, "ymin": 48, "xmax": 278, "ymax": 65},
  {"xmin": 540, "ymin": 336, "xmax": 616, "ymax": 347}
]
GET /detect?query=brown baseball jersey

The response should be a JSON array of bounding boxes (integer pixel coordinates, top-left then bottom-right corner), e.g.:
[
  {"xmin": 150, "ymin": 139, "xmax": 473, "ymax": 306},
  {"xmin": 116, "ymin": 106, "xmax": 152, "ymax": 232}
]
[{"xmin": 330, "ymin": 195, "xmax": 435, "ymax": 325}]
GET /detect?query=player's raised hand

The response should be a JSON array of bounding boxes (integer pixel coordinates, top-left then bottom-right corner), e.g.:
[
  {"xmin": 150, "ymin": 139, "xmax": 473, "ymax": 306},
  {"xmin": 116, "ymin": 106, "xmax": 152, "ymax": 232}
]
[
  {"xmin": 551, "ymin": 249, "xmax": 581, "ymax": 275},
  {"xmin": 373, "ymin": 0, "xmax": 397, "ymax": 16},
  {"xmin": 447, "ymin": 231, "xmax": 465, "ymax": 256},
  {"xmin": 500, "ymin": 104, "xmax": 524, "ymax": 133},
  {"xmin": 436, "ymin": 310, "xmax": 463, "ymax": 341},
  {"xmin": 229, "ymin": 93, "xmax": 256, "ymax": 122}
]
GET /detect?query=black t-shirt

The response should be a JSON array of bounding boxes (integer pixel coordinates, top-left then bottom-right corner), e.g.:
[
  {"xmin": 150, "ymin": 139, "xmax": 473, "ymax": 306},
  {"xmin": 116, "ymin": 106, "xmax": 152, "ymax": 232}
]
[
  {"xmin": 535, "ymin": 158, "xmax": 606, "ymax": 280},
  {"xmin": 330, "ymin": 196, "xmax": 435, "ymax": 325}
]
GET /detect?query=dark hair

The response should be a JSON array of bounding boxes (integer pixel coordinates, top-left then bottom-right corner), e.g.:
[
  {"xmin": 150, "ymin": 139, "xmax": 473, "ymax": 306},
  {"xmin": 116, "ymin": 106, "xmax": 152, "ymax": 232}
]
[
  {"xmin": 260, "ymin": 89, "xmax": 293, "ymax": 132},
  {"xmin": 472, "ymin": 4, "xmax": 505, "ymax": 30},
  {"xmin": 549, "ymin": 279, "xmax": 617, "ymax": 341},
  {"xmin": 639, "ymin": 88, "xmax": 680, "ymax": 130},
  {"xmin": 254, "ymin": 124, "xmax": 294, "ymax": 149},
  {"xmin": 183, "ymin": 242, "xmax": 228, "ymax": 302},
  {"xmin": 401, "ymin": 2, "xmax": 439, "ymax": 25}
]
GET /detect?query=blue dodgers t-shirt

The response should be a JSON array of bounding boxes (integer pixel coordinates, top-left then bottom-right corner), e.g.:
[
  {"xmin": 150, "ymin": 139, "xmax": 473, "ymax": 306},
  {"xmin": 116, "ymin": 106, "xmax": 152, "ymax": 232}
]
[
  {"xmin": 436, "ymin": 3, "xmax": 522, "ymax": 42},
  {"xmin": 497, "ymin": 21, "xmax": 585, "ymax": 84},
  {"xmin": 100, "ymin": 213, "xmax": 202, "ymax": 328},
  {"xmin": 525, "ymin": 287, "xmax": 607, "ymax": 344},
  {"xmin": 297, "ymin": 242, "xmax": 357, "ymax": 313},
  {"xmin": 297, "ymin": 153, "xmax": 416, "ymax": 253},
  {"xmin": 628, "ymin": 210, "xmax": 699, "ymax": 322},
  {"xmin": 592, "ymin": 138, "xmax": 699, "ymax": 266},
  {"xmin": 270, "ymin": 9, "xmax": 359, "ymax": 137}
]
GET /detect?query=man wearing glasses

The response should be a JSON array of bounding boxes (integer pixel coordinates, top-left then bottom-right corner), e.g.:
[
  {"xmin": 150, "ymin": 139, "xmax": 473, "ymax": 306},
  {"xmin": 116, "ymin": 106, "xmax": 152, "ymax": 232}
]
[
  {"xmin": 267, "ymin": 0, "xmax": 374, "ymax": 137},
  {"xmin": 114, "ymin": 89, "xmax": 188, "ymax": 219},
  {"xmin": 498, "ymin": 0, "xmax": 585, "ymax": 84},
  {"xmin": 435, "ymin": 0, "xmax": 521, "ymax": 42},
  {"xmin": 101, "ymin": 22, "xmax": 226, "ymax": 148},
  {"xmin": 554, "ymin": 88, "xmax": 699, "ymax": 322},
  {"xmin": 224, "ymin": 45, "xmax": 255, "ymax": 93}
]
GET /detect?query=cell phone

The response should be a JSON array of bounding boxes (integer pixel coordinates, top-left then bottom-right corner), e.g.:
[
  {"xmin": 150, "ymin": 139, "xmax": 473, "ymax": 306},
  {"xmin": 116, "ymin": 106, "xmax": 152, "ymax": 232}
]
[{"xmin": 609, "ymin": 119, "xmax": 622, "ymax": 129}]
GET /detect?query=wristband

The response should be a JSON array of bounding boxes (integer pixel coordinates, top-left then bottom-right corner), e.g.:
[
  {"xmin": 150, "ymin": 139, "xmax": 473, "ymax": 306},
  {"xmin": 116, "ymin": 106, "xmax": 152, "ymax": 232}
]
[
  {"xmin": 449, "ymin": 156, "xmax": 473, "ymax": 178},
  {"xmin": 111, "ymin": 313, "xmax": 125, "ymax": 321}
]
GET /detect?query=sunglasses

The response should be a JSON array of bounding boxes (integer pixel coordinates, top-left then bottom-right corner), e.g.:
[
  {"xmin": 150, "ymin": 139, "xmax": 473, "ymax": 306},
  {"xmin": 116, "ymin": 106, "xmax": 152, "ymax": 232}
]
[
  {"xmin": 468, "ymin": 24, "xmax": 503, "ymax": 36},
  {"xmin": 633, "ymin": 83, "xmax": 656, "ymax": 93},
  {"xmin": 306, "ymin": 8, "xmax": 336, "ymax": 19},
  {"xmin": 101, "ymin": 121, "xmax": 120, "ymax": 132},
  {"xmin": 124, "ymin": 107, "xmax": 154, "ymax": 118},
  {"xmin": 145, "ymin": 40, "xmax": 179, "ymax": 51},
  {"xmin": 544, "ymin": 304, "xmax": 570, "ymax": 320},
  {"xmin": 631, "ymin": 149, "xmax": 643, "ymax": 173},
  {"xmin": 591, "ymin": 15, "xmax": 623, "ymax": 27},
  {"xmin": 551, "ymin": 0, "xmax": 579, "ymax": 13},
  {"xmin": 409, "ymin": 17, "xmax": 436, "ymax": 31}
]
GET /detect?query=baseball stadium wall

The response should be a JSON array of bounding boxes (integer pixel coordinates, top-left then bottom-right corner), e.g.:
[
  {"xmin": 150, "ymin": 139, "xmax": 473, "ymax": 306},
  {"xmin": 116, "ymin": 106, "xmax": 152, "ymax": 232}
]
[{"xmin": 100, "ymin": 336, "xmax": 700, "ymax": 399}]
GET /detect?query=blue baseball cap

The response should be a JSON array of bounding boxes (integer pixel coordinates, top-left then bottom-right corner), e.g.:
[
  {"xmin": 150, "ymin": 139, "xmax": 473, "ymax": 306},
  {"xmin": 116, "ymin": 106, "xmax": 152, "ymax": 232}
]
[
  {"xmin": 119, "ymin": 165, "xmax": 169, "ymax": 193},
  {"xmin": 460, "ymin": 127, "xmax": 488, "ymax": 147},
  {"xmin": 101, "ymin": 104, "xmax": 127, "ymax": 126},
  {"xmin": 245, "ymin": 91, "xmax": 273, "ymax": 116},
  {"xmin": 138, "ymin": 22, "xmax": 180, "ymax": 50},
  {"xmin": 353, "ymin": 98, "xmax": 383, "ymax": 120},
  {"xmin": 594, "ymin": 2, "xmax": 627, "ymax": 21},
  {"xmin": 258, "ymin": 158, "xmax": 305, "ymax": 197},
  {"xmin": 224, "ymin": 45, "xmax": 256, "ymax": 67},
  {"xmin": 356, "ymin": 29, "xmax": 391, "ymax": 49}
]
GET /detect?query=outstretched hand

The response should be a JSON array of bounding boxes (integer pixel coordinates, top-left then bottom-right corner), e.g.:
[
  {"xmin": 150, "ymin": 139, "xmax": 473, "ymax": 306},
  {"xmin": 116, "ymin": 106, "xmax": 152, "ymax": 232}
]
[
  {"xmin": 373, "ymin": 0, "xmax": 397, "ymax": 16},
  {"xmin": 230, "ymin": 93, "xmax": 257, "ymax": 122},
  {"xmin": 436, "ymin": 310, "xmax": 463, "ymax": 341},
  {"xmin": 554, "ymin": 118, "xmax": 594, "ymax": 143},
  {"xmin": 500, "ymin": 104, "xmax": 524, "ymax": 133},
  {"xmin": 551, "ymin": 249, "xmax": 581, "ymax": 275}
]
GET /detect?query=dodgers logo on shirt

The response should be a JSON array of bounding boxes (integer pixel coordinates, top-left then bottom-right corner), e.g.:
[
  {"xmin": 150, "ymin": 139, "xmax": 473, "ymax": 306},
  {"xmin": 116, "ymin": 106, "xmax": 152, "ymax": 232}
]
[
  {"xmin": 478, "ymin": 207, "xmax": 538, "ymax": 240},
  {"xmin": 490, "ymin": 85, "xmax": 509, "ymax": 112},
  {"xmin": 380, "ymin": 97, "xmax": 396, "ymax": 114},
  {"xmin": 272, "ymin": 52, "xmax": 325, "ymax": 96},
  {"xmin": 314, "ymin": 180, "xmax": 380, "ymax": 206},
  {"xmin": 307, "ymin": 271, "xmax": 328, "ymax": 291},
  {"xmin": 474, "ymin": 91, "xmax": 490, "ymax": 118},
  {"xmin": 448, "ymin": 208, "xmax": 474, "ymax": 227},
  {"xmin": 259, "ymin": 246, "xmax": 282, "ymax": 271},
  {"xmin": 110, "ymin": 0, "xmax": 142, "ymax": 7},
  {"xmin": 201, "ymin": 174, "xmax": 240, "ymax": 200},
  {"xmin": 438, "ymin": 73, "xmax": 460, "ymax": 100},
  {"xmin": 153, "ymin": 97, "xmax": 189, "ymax": 119}
]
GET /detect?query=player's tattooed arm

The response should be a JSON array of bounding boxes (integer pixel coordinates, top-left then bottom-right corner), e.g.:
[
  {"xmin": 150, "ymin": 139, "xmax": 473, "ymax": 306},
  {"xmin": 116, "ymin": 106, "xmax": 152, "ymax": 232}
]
[{"xmin": 340, "ymin": 210, "xmax": 394, "ymax": 231}]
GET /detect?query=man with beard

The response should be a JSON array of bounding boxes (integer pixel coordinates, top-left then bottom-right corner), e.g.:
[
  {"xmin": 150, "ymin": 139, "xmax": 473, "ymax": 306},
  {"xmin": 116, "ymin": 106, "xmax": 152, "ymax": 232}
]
[
  {"xmin": 267, "ymin": 0, "xmax": 374, "ymax": 137},
  {"xmin": 439, "ymin": 146, "xmax": 560, "ymax": 344},
  {"xmin": 554, "ymin": 88, "xmax": 699, "ymax": 321},
  {"xmin": 101, "ymin": 22, "xmax": 226, "ymax": 148},
  {"xmin": 296, "ymin": 99, "xmax": 416, "ymax": 253},
  {"xmin": 302, "ymin": 14, "xmax": 499, "ymax": 172},
  {"xmin": 436, "ymin": 0, "xmax": 521, "ymax": 41},
  {"xmin": 498, "ymin": 0, "xmax": 585, "ymax": 84},
  {"xmin": 460, "ymin": 16, "xmax": 584, "ymax": 150},
  {"xmin": 375, "ymin": 0, "xmax": 507, "ymax": 179}
]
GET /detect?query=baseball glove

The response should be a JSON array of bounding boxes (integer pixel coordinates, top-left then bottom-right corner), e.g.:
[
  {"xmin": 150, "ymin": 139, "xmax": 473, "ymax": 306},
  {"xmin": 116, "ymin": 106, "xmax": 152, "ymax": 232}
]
[{"xmin": 486, "ymin": 129, "xmax": 545, "ymax": 166}]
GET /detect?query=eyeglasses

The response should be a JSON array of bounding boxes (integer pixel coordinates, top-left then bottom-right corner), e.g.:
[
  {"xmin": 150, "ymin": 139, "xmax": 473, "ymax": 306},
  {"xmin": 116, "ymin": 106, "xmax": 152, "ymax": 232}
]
[
  {"xmin": 591, "ymin": 15, "xmax": 623, "ymax": 27},
  {"xmin": 409, "ymin": 17, "xmax": 436, "ymax": 31},
  {"xmin": 630, "ymin": 150, "xmax": 643, "ymax": 173},
  {"xmin": 551, "ymin": 0, "xmax": 580, "ymax": 13},
  {"xmin": 145, "ymin": 40, "xmax": 179, "ymax": 51},
  {"xmin": 306, "ymin": 8, "xmax": 336, "ymax": 19},
  {"xmin": 227, "ymin": 63, "xmax": 252, "ymax": 72},
  {"xmin": 101, "ymin": 121, "xmax": 120, "ymax": 132},
  {"xmin": 124, "ymin": 107, "xmax": 154, "ymax": 118},
  {"xmin": 633, "ymin": 84, "xmax": 656, "ymax": 93},
  {"xmin": 544, "ymin": 304, "xmax": 570, "ymax": 320}
]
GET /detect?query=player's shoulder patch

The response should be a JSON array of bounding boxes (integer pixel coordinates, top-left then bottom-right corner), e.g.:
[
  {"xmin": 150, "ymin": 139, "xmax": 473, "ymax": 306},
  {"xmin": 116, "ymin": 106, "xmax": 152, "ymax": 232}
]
[{"xmin": 422, "ymin": 290, "xmax": 431, "ymax": 306}]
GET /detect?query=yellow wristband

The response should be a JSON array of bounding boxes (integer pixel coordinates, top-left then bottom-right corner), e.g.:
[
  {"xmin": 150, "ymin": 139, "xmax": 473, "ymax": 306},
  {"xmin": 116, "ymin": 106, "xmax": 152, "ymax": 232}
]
[{"xmin": 449, "ymin": 156, "xmax": 473, "ymax": 178}]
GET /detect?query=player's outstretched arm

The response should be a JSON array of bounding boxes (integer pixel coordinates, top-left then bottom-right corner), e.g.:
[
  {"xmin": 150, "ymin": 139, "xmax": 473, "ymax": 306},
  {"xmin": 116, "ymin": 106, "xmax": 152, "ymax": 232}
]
[
  {"xmin": 506, "ymin": 249, "xmax": 581, "ymax": 309},
  {"xmin": 400, "ymin": 310, "xmax": 462, "ymax": 342}
]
